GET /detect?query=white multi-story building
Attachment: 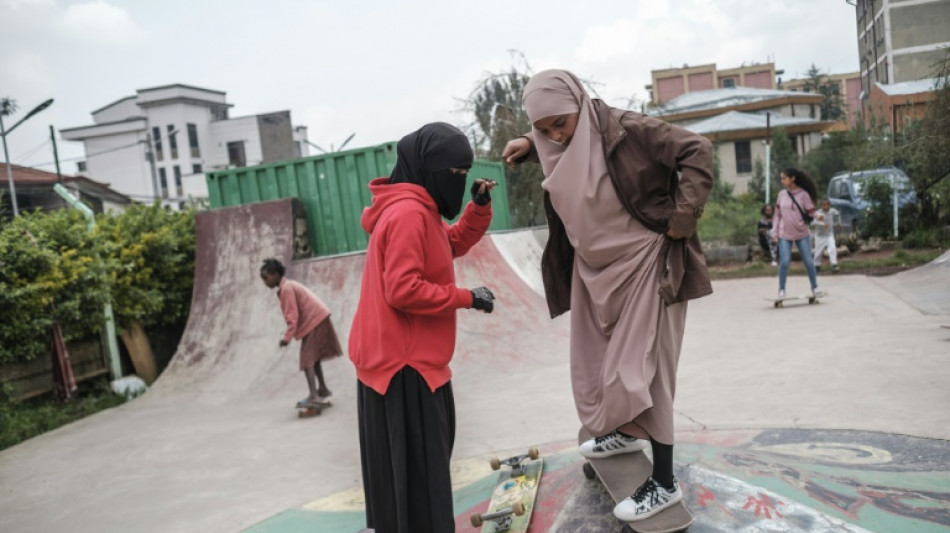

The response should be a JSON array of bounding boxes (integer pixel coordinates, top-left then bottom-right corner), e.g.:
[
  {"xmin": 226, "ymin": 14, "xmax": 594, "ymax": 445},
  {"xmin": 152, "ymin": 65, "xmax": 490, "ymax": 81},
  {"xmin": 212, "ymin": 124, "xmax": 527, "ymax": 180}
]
[{"xmin": 61, "ymin": 84, "xmax": 310, "ymax": 208}]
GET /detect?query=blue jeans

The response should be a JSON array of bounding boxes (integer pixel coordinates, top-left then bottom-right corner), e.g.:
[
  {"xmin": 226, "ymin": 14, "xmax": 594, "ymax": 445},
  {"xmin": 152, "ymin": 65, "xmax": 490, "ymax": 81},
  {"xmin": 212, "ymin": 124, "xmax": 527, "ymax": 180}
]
[{"xmin": 778, "ymin": 236, "xmax": 818, "ymax": 292}]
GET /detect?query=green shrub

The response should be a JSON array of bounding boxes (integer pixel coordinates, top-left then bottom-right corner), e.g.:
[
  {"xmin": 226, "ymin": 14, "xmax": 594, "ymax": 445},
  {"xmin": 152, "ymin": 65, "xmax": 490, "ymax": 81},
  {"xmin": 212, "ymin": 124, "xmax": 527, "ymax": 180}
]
[
  {"xmin": 0, "ymin": 203, "xmax": 195, "ymax": 365},
  {"xmin": 96, "ymin": 204, "xmax": 196, "ymax": 329},
  {"xmin": 0, "ymin": 210, "xmax": 109, "ymax": 363},
  {"xmin": 698, "ymin": 198, "xmax": 759, "ymax": 246},
  {"xmin": 902, "ymin": 227, "xmax": 950, "ymax": 249}
]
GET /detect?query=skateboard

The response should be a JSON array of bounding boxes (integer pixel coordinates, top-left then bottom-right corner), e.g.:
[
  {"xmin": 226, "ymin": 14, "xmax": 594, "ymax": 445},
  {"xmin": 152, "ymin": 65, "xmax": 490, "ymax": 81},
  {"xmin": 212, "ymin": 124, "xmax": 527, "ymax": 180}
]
[
  {"xmin": 470, "ymin": 447, "xmax": 543, "ymax": 532},
  {"xmin": 296, "ymin": 397, "xmax": 332, "ymax": 418},
  {"xmin": 765, "ymin": 294, "xmax": 822, "ymax": 308},
  {"xmin": 579, "ymin": 429, "xmax": 693, "ymax": 533}
]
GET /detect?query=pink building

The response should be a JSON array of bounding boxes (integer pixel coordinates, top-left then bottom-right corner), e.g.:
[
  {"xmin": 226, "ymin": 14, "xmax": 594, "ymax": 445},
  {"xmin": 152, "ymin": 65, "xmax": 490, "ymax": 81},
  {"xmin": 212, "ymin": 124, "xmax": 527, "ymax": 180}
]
[{"xmin": 647, "ymin": 63, "xmax": 779, "ymax": 105}]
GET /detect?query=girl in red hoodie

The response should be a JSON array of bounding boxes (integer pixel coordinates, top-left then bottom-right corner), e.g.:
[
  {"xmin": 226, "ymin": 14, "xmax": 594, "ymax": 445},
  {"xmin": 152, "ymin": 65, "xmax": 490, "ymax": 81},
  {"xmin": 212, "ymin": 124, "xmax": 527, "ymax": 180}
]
[{"xmin": 349, "ymin": 122, "xmax": 496, "ymax": 533}]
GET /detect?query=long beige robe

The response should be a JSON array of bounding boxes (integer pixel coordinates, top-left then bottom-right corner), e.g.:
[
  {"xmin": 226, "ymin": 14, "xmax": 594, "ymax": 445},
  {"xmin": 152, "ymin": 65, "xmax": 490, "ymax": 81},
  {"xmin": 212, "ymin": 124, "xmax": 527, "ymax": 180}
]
[
  {"xmin": 526, "ymin": 69, "xmax": 688, "ymax": 445},
  {"xmin": 539, "ymin": 91, "xmax": 686, "ymax": 446}
]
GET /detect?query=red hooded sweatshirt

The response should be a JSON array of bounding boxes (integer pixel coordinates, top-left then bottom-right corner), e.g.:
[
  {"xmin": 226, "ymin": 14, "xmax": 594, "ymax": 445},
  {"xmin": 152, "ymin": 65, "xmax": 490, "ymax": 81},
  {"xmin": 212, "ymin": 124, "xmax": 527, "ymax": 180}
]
[{"xmin": 349, "ymin": 177, "xmax": 492, "ymax": 395}]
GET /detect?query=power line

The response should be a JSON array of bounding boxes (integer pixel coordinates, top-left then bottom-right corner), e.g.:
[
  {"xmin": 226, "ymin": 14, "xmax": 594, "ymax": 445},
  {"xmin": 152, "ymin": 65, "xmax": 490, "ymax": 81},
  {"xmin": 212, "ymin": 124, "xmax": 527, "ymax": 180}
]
[
  {"xmin": 29, "ymin": 140, "xmax": 145, "ymax": 168},
  {"xmin": 14, "ymin": 139, "xmax": 51, "ymax": 163}
]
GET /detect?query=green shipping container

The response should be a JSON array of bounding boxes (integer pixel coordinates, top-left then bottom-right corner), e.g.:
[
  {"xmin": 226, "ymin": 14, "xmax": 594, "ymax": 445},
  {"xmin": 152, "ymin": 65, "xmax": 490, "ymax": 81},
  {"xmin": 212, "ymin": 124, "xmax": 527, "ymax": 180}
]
[{"xmin": 206, "ymin": 142, "xmax": 511, "ymax": 257}]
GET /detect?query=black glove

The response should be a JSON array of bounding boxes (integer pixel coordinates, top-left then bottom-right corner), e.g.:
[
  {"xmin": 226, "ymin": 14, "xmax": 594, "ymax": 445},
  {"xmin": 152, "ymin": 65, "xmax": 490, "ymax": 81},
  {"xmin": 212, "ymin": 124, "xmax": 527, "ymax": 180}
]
[
  {"xmin": 470, "ymin": 181, "xmax": 491, "ymax": 206},
  {"xmin": 470, "ymin": 286, "xmax": 495, "ymax": 313}
]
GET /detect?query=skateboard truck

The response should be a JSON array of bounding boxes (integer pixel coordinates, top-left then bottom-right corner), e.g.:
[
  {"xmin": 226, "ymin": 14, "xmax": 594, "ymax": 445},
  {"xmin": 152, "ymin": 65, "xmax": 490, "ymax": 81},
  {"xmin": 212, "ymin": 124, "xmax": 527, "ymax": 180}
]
[
  {"xmin": 488, "ymin": 447, "xmax": 539, "ymax": 477},
  {"xmin": 470, "ymin": 501, "xmax": 525, "ymax": 529}
]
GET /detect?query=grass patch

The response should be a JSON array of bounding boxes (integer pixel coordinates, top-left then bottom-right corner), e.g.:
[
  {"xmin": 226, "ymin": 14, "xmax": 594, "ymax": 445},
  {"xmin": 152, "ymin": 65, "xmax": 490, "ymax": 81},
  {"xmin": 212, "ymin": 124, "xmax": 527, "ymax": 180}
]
[
  {"xmin": 0, "ymin": 377, "xmax": 127, "ymax": 451},
  {"xmin": 709, "ymin": 248, "xmax": 944, "ymax": 280}
]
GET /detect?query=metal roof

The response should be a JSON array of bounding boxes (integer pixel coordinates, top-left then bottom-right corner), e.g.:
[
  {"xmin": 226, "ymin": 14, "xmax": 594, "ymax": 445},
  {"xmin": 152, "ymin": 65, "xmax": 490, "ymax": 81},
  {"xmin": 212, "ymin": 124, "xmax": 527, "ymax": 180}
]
[
  {"xmin": 654, "ymin": 87, "xmax": 819, "ymax": 115},
  {"xmin": 683, "ymin": 111, "xmax": 821, "ymax": 135}
]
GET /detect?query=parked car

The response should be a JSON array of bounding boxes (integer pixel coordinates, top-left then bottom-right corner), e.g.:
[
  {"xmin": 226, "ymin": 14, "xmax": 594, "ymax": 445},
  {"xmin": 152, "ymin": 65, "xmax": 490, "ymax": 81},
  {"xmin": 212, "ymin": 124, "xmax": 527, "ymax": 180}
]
[{"xmin": 827, "ymin": 167, "xmax": 916, "ymax": 234}]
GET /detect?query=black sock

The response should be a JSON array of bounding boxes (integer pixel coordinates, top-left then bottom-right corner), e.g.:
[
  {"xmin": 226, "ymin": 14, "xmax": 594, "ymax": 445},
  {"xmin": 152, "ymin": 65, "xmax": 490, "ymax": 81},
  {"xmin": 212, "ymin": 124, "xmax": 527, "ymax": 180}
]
[{"xmin": 650, "ymin": 439, "xmax": 674, "ymax": 489}]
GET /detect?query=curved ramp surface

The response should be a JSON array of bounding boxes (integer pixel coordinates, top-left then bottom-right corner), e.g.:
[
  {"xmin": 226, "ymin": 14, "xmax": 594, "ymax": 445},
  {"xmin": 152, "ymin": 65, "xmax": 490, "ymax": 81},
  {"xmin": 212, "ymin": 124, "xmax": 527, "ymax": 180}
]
[{"xmin": 874, "ymin": 249, "xmax": 950, "ymax": 315}]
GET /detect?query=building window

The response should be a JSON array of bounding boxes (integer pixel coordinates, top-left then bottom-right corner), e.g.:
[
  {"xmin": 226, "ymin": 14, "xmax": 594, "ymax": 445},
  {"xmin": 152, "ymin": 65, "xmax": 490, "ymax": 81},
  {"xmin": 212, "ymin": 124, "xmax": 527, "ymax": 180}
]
[
  {"xmin": 173, "ymin": 166, "xmax": 183, "ymax": 198},
  {"xmin": 152, "ymin": 127, "xmax": 164, "ymax": 162},
  {"xmin": 167, "ymin": 125, "xmax": 179, "ymax": 160},
  {"xmin": 159, "ymin": 168, "xmax": 168, "ymax": 198},
  {"xmin": 227, "ymin": 141, "xmax": 247, "ymax": 168},
  {"xmin": 192, "ymin": 163, "xmax": 202, "ymax": 175},
  {"xmin": 187, "ymin": 123, "xmax": 200, "ymax": 158},
  {"xmin": 77, "ymin": 161, "xmax": 87, "ymax": 172},
  {"xmin": 722, "ymin": 78, "xmax": 736, "ymax": 88},
  {"xmin": 734, "ymin": 141, "xmax": 752, "ymax": 174}
]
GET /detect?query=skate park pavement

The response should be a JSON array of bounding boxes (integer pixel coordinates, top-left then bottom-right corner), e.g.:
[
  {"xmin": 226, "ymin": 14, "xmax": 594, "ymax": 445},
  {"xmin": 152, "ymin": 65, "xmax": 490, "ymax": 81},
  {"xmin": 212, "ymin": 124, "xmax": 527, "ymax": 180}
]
[{"xmin": 0, "ymin": 198, "xmax": 947, "ymax": 532}]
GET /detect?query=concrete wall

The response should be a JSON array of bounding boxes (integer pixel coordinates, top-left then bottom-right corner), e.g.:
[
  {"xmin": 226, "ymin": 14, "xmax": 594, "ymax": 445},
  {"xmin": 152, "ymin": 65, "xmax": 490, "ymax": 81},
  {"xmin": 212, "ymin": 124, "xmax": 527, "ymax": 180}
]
[
  {"xmin": 84, "ymin": 131, "xmax": 153, "ymax": 200},
  {"xmin": 889, "ymin": 0, "xmax": 950, "ymax": 50},
  {"xmin": 92, "ymin": 98, "xmax": 139, "ymax": 124},
  {"xmin": 208, "ymin": 116, "xmax": 264, "ymax": 170},
  {"xmin": 256, "ymin": 111, "xmax": 295, "ymax": 163}
]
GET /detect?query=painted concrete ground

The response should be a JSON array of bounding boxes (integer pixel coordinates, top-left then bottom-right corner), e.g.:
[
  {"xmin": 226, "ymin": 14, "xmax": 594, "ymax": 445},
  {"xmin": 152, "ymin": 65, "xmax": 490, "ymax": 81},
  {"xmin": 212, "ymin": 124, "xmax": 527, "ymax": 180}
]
[
  {"xmin": 245, "ymin": 429, "xmax": 949, "ymax": 532},
  {"xmin": 3, "ymin": 201, "xmax": 947, "ymax": 533}
]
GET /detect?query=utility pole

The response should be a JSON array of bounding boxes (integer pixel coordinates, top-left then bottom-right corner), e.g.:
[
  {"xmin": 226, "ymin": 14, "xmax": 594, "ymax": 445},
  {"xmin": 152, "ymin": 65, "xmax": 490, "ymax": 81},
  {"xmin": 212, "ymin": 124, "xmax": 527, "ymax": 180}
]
[
  {"xmin": 765, "ymin": 112, "xmax": 772, "ymax": 203},
  {"xmin": 0, "ymin": 113, "xmax": 17, "ymax": 215},
  {"xmin": 50, "ymin": 125, "xmax": 63, "ymax": 183},
  {"xmin": 144, "ymin": 131, "xmax": 160, "ymax": 203}
]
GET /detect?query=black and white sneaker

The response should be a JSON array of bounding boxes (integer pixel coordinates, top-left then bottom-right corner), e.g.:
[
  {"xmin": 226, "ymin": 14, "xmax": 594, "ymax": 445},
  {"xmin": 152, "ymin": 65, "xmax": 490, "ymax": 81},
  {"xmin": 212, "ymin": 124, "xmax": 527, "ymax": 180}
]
[
  {"xmin": 613, "ymin": 476, "xmax": 683, "ymax": 521},
  {"xmin": 579, "ymin": 430, "xmax": 648, "ymax": 459}
]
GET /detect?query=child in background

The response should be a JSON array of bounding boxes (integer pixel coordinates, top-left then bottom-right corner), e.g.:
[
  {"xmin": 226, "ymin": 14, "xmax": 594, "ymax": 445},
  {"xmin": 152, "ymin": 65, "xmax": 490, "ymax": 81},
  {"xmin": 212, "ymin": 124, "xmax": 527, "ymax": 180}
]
[
  {"xmin": 758, "ymin": 204, "xmax": 778, "ymax": 266},
  {"xmin": 260, "ymin": 258, "xmax": 342, "ymax": 408},
  {"xmin": 812, "ymin": 198, "xmax": 841, "ymax": 273}
]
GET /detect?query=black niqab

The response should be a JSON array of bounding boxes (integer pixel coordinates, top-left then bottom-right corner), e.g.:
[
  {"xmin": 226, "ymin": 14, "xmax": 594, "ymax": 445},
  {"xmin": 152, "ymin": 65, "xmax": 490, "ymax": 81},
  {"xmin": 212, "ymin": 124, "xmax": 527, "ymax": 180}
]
[{"xmin": 389, "ymin": 122, "xmax": 473, "ymax": 219}]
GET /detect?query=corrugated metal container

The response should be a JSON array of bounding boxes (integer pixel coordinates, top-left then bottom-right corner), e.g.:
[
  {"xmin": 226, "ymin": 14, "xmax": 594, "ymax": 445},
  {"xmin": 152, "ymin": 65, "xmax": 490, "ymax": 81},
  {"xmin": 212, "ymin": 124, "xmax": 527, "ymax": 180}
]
[{"xmin": 206, "ymin": 143, "xmax": 511, "ymax": 257}]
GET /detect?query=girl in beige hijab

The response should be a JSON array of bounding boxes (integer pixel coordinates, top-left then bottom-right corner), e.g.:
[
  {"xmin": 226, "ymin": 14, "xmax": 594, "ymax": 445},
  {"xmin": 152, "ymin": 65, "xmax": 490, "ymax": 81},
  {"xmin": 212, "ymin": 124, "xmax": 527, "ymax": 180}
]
[{"xmin": 503, "ymin": 69, "xmax": 713, "ymax": 522}]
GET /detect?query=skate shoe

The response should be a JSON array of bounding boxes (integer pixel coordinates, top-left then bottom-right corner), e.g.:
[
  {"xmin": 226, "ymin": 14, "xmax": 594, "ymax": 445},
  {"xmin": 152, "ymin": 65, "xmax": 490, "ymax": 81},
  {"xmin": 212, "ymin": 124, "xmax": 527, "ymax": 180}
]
[
  {"xmin": 579, "ymin": 430, "xmax": 648, "ymax": 459},
  {"xmin": 613, "ymin": 476, "xmax": 683, "ymax": 521}
]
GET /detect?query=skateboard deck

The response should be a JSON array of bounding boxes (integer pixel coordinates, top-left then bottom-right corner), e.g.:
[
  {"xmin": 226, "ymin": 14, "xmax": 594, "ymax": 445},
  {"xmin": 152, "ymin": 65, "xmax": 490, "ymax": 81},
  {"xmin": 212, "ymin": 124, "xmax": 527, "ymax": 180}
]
[
  {"xmin": 470, "ymin": 448, "xmax": 543, "ymax": 532},
  {"xmin": 296, "ymin": 398, "xmax": 332, "ymax": 418},
  {"xmin": 765, "ymin": 294, "xmax": 822, "ymax": 308},
  {"xmin": 579, "ymin": 429, "xmax": 693, "ymax": 533}
]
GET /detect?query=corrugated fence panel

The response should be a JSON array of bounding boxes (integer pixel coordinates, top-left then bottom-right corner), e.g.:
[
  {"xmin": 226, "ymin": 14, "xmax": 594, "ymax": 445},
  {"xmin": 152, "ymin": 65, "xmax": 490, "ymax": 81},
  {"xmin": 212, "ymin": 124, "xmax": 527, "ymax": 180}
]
[{"xmin": 206, "ymin": 142, "xmax": 511, "ymax": 256}]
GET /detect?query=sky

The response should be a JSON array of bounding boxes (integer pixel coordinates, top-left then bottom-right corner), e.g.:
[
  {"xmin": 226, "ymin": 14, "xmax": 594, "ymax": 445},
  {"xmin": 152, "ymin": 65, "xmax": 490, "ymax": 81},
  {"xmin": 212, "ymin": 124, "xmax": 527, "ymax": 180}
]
[{"xmin": 1, "ymin": 0, "xmax": 861, "ymax": 174}]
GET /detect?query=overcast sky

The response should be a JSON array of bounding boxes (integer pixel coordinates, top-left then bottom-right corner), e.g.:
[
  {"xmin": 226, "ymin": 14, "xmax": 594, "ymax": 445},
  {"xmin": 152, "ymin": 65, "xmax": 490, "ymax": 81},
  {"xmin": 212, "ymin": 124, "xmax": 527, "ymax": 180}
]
[{"xmin": 2, "ymin": 0, "xmax": 860, "ymax": 173}]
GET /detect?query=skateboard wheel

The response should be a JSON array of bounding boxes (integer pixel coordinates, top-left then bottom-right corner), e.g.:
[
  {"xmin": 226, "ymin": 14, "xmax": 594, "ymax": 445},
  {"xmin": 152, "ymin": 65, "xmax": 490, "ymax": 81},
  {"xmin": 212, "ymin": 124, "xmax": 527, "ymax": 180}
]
[
  {"xmin": 774, "ymin": 301, "xmax": 780, "ymax": 308},
  {"xmin": 512, "ymin": 502, "xmax": 525, "ymax": 516},
  {"xmin": 490, "ymin": 457, "xmax": 501, "ymax": 471},
  {"xmin": 582, "ymin": 462, "xmax": 595, "ymax": 480},
  {"xmin": 528, "ymin": 447, "xmax": 539, "ymax": 460},
  {"xmin": 470, "ymin": 513, "xmax": 483, "ymax": 527},
  {"xmin": 809, "ymin": 298, "xmax": 817, "ymax": 304}
]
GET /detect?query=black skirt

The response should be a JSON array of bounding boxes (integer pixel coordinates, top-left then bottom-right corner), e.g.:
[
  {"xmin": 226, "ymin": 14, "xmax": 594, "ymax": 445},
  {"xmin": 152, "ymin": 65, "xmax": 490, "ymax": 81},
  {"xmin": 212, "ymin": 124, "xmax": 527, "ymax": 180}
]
[{"xmin": 358, "ymin": 366, "xmax": 456, "ymax": 533}]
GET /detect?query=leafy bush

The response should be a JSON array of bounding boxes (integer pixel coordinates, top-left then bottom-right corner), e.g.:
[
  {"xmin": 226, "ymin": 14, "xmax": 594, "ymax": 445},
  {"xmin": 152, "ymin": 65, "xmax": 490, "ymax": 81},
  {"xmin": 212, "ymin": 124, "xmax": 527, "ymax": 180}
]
[
  {"xmin": 0, "ymin": 210, "xmax": 109, "ymax": 363},
  {"xmin": 860, "ymin": 175, "xmax": 919, "ymax": 239},
  {"xmin": 902, "ymin": 227, "xmax": 950, "ymax": 249},
  {"xmin": 0, "ymin": 203, "xmax": 195, "ymax": 365},
  {"xmin": 698, "ymin": 197, "xmax": 760, "ymax": 246},
  {"xmin": 96, "ymin": 204, "xmax": 196, "ymax": 329}
]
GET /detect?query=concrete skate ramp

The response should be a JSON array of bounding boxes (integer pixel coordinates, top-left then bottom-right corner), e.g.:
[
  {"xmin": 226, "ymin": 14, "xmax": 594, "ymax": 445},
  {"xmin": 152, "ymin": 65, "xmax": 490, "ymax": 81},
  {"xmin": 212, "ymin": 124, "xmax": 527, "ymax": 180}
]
[
  {"xmin": 873, "ymin": 249, "xmax": 950, "ymax": 315},
  {"xmin": 154, "ymin": 198, "xmax": 569, "ymax": 402}
]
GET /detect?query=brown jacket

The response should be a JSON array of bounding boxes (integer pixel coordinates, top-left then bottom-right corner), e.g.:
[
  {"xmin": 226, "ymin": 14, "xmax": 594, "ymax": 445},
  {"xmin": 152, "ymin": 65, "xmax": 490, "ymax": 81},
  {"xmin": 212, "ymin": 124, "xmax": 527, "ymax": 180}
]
[{"xmin": 523, "ymin": 99, "xmax": 714, "ymax": 317}]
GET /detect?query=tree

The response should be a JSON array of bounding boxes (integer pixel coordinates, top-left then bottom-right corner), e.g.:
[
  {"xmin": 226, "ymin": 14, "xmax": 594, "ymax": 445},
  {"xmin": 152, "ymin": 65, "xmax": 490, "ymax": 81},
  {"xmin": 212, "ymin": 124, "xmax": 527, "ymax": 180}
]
[
  {"xmin": 896, "ymin": 51, "xmax": 950, "ymax": 226},
  {"xmin": 748, "ymin": 157, "xmax": 766, "ymax": 201},
  {"xmin": 768, "ymin": 127, "xmax": 799, "ymax": 202},
  {"xmin": 803, "ymin": 131, "xmax": 851, "ymax": 193},
  {"xmin": 802, "ymin": 64, "xmax": 845, "ymax": 122},
  {"xmin": 459, "ymin": 60, "xmax": 547, "ymax": 228}
]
